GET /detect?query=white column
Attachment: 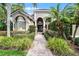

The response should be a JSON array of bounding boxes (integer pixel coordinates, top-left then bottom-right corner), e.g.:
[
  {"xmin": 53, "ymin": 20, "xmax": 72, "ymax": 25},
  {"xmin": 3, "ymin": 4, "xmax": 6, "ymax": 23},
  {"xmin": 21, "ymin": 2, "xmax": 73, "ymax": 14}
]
[
  {"xmin": 34, "ymin": 12, "xmax": 37, "ymax": 34},
  {"xmin": 6, "ymin": 3, "xmax": 12, "ymax": 37},
  {"xmin": 43, "ymin": 19, "xmax": 45, "ymax": 33}
]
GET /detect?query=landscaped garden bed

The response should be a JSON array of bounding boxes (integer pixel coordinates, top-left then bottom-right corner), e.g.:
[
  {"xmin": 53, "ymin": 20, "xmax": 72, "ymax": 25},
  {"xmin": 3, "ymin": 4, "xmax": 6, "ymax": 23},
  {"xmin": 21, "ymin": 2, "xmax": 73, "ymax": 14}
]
[
  {"xmin": 47, "ymin": 37, "xmax": 75, "ymax": 56},
  {"xmin": 44, "ymin": 31, "xmax": 77, "ymax": 56},
  {"xmin": 0, "ymin": 32, "xmax": 35, "ymax": 56}
]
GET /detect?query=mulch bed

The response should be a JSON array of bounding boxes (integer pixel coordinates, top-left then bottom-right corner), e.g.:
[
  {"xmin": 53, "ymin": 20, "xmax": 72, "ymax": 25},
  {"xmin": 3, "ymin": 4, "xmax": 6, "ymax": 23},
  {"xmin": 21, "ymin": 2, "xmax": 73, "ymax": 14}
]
[{"xmin": 0, "ymin": 46, "xmax": 18, "ymax": 50}]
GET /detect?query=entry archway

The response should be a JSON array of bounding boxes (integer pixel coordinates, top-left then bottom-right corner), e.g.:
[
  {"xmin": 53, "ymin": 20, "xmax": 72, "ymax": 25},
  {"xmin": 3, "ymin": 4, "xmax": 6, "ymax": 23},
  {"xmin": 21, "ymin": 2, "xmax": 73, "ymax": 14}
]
[{"xmin": 37, "ymin": 17, "xmax": 43, "ymax": 32}]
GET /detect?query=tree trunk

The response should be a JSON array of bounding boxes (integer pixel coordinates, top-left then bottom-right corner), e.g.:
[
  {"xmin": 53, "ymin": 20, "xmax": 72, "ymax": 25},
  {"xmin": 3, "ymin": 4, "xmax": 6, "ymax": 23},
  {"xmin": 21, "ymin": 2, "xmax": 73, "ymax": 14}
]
[
  {"xmin": 73, "ymin": 25, "xmax": 78, "ymax": 42},
  {"xmin": 62, "ymin": 32, "xmax": 67, "ymax": 40},
  {"xmin": 6, "ymin": 4, "xmax": 12, "ymax": 37}
]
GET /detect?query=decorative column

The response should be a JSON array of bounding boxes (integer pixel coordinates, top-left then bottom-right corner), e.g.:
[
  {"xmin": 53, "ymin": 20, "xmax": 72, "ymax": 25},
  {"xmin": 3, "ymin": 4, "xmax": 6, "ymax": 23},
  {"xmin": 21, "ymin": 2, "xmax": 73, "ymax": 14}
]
[
  {"xmin": 34, "ymin": 12, "xmax": 37, "ymax": 34},
  {"xmin": 43, "ymin": 18, "xmax": 45, "ymax": 33},
  {"xmin": 6, "ymin": 3, "xmax": 12, "ymax": 37}
]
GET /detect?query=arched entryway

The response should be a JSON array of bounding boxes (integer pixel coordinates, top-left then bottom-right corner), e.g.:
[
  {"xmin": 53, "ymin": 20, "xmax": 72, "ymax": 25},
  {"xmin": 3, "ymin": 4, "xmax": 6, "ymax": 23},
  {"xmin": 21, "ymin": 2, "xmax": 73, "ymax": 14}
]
[{"xmin": 37, "ymin": 17, "xmax": 43, "ymax": 32}]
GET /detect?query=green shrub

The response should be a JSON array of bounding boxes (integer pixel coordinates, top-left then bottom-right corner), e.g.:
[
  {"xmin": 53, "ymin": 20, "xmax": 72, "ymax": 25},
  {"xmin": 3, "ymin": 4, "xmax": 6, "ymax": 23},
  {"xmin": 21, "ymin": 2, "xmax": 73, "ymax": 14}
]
[
  {"xmin": 63, "ymin": 24, "xmax": 72, "ymax": 39},
  {"xmin": 15, "ymin": 37, "xmax": 32, "ymax": 50},
  {"xmin": 44, "ymin": 31, "xmax": 51, "ymax": 40},
  {"xmin": 48, "ymin": 20, "xmax": 58, "ymax": 31},
  {"xmin": 28, "ymin": 25, "xmax": 35, "ymax": 33},
  {"xmin": 48, "ymin": 37, "xmax": 75, "ymax": 56},
  {"xmin": 0, "ymin": 21, "xmax": 6, "ymax": 31},
  {"xmin": 0, "ymin": 36, "xmax": 14, "ymax": 47},
  {"xmin": 26, "ymin": 32, "xmax": 35, "ymax": 39},
  {"xmin": 75, "ymin": 37, "xmax": 79, "ymax": 46},
  {"xmin": 0, "ymin": 35, "xmax": 33, "ymax": 50}
]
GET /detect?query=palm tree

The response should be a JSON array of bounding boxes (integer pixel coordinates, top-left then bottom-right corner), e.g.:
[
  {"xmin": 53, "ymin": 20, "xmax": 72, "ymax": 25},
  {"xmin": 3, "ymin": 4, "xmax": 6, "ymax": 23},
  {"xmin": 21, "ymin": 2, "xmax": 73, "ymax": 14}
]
[
  {"xmin": 72, "ymin": 4, "xmax": 79, "ymax": 42},
  {"xmin": 0, "ymin": 3, "xmax": 7, "ymax": 21},
  {"xmin": 65, "ymin": 3, "xmax": 79, "ymax": 42},
  {"xmin": 0, "ymin": 3, "xmax": 25, "ymax": 37},
  {"xmin": 12, "ymin": 3, "xmax": 25, "ymax": 12},
  {"xmin": 50, "ymin": 3, "xmax": 70, "ymax": 40}
]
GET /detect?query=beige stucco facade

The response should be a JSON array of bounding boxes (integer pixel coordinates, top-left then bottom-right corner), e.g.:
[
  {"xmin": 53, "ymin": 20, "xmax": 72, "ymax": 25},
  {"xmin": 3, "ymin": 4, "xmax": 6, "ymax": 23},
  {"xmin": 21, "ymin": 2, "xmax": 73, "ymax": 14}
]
[
  {"xmin": 11, "ymin": 9, "xmax": 52, "ymax": 33},
  {"xmin": 11, "ymin": 10, "xmax": 34, "ymax": 32},
  {"xmin": 72, "ymin": 25, "xmax": 79, "ymax": 37},
  {"xmin": 34, "ymin": 9, "xmax": 50, "ymax": 33}
]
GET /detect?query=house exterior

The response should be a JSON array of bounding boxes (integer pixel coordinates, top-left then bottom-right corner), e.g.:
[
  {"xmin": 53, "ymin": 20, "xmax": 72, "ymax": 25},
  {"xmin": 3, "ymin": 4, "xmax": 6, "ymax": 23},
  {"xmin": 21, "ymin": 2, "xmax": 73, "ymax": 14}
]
[
  {"xmin": 10, "ymin": 9, "xmax": 79, "ymax": 37},
  {"xmin": 11, "ymin": 9, "xmax": 50, "ymax": 33},
  {"xmin": 34, "ymin": 9, "xmax": 50, "ymax": 33},
  {"xmin": 72, "ymin": 25, "xmax": 79, "ymax": 37},
  {"xmin": 11, "ymin": 10, "xmax": 34, "ymax": 32}
]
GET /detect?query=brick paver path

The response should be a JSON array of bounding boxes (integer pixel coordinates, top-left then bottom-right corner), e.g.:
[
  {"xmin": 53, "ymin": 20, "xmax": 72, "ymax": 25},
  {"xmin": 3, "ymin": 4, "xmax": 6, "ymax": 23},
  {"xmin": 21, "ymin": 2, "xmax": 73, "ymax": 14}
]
[{"xmin": 27, "ymin": 33, "xmax": 53, "ymax": 56}]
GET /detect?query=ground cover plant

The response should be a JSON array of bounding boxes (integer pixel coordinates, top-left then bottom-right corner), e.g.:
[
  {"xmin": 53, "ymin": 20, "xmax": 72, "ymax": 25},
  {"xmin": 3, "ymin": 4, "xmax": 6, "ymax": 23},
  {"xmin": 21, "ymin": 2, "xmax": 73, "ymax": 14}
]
[
  {"xmin": 0, "ymin": 32, "xmax": 35, "ymax": 56},
  {"xmin": 47, "ymin": 37, "xmax": 75, "ymax": 56}
]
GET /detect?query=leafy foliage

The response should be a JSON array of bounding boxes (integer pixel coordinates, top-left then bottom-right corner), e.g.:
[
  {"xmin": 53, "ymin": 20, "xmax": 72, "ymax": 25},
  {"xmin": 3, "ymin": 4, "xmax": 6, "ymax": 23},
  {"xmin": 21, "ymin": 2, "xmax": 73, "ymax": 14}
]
[
  {"xmin": 48, "ymin": 37, "xmax": 75, "ymax": 56},
  {"xmin": 28, "ymin": 25, "xmax": 35, "ymax": 33},
  {"xmin": 12, "ymin": 3, "xmax": 25, "ymax": 12},
  {"xmin": 0, "ymin": 21, "xmax": 6, "ymax": 30},
  {"xmin": 0, "ymin": 33, "xmax": 34, "ymax": 50},
  {"xmin": 75, "ymin": 37, "xmax": 79, "ymax": 46},
  {"xmin": 0, "ymin": 4, "xmax": 6, "ymax": 20}
]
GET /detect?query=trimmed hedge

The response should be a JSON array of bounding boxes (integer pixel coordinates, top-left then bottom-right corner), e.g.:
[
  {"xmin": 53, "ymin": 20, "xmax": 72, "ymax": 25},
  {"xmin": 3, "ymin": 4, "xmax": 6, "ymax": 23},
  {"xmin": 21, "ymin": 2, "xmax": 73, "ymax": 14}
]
[{"xmin": 0, "ymin": 21, "xmax": 6, "ymax": 31}]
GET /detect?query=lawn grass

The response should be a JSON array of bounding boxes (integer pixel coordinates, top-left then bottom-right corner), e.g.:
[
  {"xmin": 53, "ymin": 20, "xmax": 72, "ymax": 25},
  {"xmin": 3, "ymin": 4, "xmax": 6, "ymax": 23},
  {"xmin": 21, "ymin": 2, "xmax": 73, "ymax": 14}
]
[{"xmin": 0, "ymin": 50, "xmax": 26, "ymax": 56}]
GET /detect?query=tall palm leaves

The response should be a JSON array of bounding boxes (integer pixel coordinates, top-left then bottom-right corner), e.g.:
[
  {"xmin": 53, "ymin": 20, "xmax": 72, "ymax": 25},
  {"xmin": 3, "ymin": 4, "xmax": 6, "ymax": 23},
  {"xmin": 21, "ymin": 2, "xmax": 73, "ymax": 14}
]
[
  {"xmin": 72, "ymin": 3, "xmax": 79, "ymax": 42},
  {"xmin": 0, "ymin": 3, "xmax": 25, "ymax": 37},
  {"xmin": 12, "ymin": 3, "xmax": 25, "ymax": 12},
  {"xmin": 50, "ymin": 4, "xmax": 70, "ymax": 40},
  {"xmin": 0, "ymin": 3, "xmax": 7, "ymax": 21}
]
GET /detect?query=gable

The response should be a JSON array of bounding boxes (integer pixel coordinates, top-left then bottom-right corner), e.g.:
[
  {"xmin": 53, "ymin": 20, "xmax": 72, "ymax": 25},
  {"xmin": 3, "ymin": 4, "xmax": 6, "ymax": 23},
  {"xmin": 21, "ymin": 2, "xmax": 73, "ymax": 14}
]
[{"xmin": 11, "ymin": 10, "xmax": 34, "ymax": 23}]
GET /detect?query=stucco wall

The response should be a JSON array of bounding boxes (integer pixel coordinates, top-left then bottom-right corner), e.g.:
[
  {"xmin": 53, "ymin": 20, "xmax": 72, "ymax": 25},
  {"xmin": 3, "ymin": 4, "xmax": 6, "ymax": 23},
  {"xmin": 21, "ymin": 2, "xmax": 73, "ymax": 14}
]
[
  {"xmin": 72, "ymin": 25, "xmax": 79, "ymax": 37},
  {"xmin": 34, "ymin": 10, "xmax": 50, "ymax": 20},
  {"xmin": 12, "ymin": 13, "xmax": 34, "ymax": 31},
  {"xmin": 34, "ymin": 10, "xmax": 50, "ymax": 33}
]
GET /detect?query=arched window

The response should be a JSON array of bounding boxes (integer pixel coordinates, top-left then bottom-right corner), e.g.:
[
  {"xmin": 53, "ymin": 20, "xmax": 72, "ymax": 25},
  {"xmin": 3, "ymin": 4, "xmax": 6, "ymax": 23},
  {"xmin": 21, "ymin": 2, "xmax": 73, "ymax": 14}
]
[{"xmin": 15, "ymin": 16, "xmax": 26, "ymax": 31}]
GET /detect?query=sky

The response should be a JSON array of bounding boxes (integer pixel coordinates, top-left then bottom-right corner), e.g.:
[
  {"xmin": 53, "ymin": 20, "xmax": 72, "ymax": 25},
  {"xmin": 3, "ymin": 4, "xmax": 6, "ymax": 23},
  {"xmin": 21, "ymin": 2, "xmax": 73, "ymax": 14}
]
[{"xmin": 24, "ymin": 3, "xmax": 68, "ymax": 14}]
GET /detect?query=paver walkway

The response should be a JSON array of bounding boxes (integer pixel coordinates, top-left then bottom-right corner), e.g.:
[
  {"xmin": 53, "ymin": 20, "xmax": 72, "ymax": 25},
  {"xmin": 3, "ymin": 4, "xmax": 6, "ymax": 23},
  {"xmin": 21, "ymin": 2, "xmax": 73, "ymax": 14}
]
[{"xmin": 27, "ymin": 32, "xmax": 53, "ymax": 56}]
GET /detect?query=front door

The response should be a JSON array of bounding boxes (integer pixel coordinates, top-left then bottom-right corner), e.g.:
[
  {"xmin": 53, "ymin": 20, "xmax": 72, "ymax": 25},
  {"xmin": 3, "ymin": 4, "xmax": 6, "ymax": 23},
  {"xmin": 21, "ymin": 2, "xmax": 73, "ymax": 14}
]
[
  {"xmin": 37, "ymin": 25, "xmax": 43, "ymax": 32},
  {"xmin": 37, "ymin": 17, "xmax": 43, "ymax": 32}
]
